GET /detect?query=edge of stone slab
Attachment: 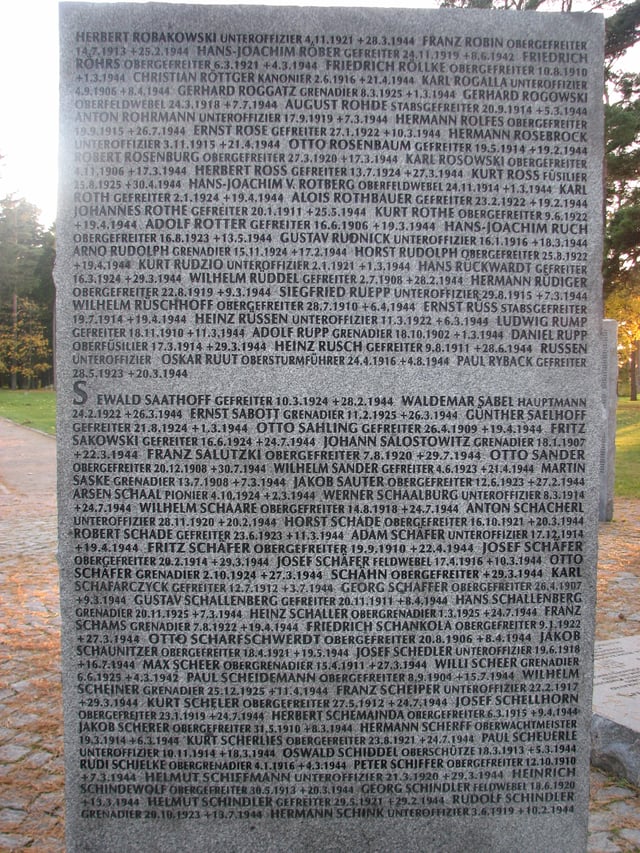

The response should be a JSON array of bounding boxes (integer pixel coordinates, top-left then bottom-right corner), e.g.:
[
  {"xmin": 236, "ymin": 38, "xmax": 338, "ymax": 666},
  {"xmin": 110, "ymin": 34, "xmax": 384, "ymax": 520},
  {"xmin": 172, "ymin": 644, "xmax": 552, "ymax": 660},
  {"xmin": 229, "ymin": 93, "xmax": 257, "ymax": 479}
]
[{"xmin": 591, "ymin": 712, "xmax": 640, "ymax": 788}]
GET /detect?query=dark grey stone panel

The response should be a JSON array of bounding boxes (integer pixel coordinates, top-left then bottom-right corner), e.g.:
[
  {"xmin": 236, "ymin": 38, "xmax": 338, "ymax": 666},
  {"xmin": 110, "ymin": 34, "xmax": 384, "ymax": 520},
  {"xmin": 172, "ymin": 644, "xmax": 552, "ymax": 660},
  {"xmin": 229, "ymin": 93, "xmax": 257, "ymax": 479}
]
[{"xmin": 57, "ymin": 5, "xmax": 604, "ymax": 851}]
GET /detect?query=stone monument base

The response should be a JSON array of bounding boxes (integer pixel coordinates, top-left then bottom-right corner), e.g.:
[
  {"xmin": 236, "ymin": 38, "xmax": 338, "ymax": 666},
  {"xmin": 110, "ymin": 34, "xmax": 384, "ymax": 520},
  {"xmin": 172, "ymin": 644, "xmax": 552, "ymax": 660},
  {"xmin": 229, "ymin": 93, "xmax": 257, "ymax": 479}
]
[{"xmin": 592, "ymin": 636, "xmax": 640, "ymax": 785}]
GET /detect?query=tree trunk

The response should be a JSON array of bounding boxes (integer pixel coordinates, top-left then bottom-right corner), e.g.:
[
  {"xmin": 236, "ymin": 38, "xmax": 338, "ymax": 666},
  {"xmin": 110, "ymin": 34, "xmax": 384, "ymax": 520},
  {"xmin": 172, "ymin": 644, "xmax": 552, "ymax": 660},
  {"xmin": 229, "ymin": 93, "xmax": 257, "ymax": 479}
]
[{"xmin": 631, "ymin": 342, "xmax": 639, "ymax": 401}]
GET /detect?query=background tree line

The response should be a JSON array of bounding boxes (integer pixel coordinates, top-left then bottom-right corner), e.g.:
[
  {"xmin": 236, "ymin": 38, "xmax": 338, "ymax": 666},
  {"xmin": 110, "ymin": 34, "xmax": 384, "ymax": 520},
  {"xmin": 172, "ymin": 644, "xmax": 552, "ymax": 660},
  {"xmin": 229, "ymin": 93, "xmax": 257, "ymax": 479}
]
[
  {"xmin": 0, "ymin": 191, "xmax": 55, "ymax": 389},
  {"xmin": 0, "ymin": 1, "xmax": 638, "ymax": 391},
  {"xmin": 603, "ymin": 0, "xmax": 640, "ymax": 395}
]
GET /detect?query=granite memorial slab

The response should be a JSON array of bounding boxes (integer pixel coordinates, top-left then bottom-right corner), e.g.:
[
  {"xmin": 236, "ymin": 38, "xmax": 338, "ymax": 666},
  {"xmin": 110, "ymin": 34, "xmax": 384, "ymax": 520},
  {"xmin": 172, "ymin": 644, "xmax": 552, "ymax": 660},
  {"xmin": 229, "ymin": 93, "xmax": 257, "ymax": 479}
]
[
  {"xmin": 57, "ymin": 4, "xmax": 604, "ymax": 851},
  {"xmin": 592, "ymin": 635, "xmax": 640, "ymax": 786}
]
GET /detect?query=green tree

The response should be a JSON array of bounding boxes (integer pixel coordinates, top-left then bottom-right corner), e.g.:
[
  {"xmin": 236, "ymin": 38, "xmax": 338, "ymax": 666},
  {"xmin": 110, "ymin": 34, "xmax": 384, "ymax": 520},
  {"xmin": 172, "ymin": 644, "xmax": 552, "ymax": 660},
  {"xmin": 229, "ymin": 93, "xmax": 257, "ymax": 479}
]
[
  {"xmin": 0, "ymin": 297, "xmax": 51, "ymax": 388},
  {"xmin": 605, "ymin": 0, "xmax": 640, "ymax": 61},
  {"xmin": 602, "ymin": 2, "xmax": 640, "ymax": 394},
  {"xmin": 33, "ymin": 225, "xmax": 56, "ymax": 383},
  {"xmin": 605, "ymin": 70, "xmax": 640, "ymax": 296},
  {"xmin": 0, "ymin": 196, "xmax": 54, "ymax": 388},
  {"xmin": 605, "ymin": 279, "xmax": 640, "ymax": 394}
]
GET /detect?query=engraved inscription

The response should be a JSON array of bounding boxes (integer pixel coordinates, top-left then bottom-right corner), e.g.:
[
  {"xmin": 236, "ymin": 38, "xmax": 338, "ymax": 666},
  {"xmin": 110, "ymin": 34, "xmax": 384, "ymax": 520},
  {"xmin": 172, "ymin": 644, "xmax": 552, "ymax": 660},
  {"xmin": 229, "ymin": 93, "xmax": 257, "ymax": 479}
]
[{"xmin": 57, "ymin": 6, "xmax": 603, "ymax": 851}]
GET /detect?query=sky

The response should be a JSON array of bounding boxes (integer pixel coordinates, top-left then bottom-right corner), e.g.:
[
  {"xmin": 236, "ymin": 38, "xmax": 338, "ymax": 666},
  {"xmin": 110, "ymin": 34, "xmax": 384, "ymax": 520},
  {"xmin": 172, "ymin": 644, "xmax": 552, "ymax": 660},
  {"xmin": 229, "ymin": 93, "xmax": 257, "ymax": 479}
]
[{"xmin": 0, "ymin": 0, "xmax": 633, "ymax": 228}]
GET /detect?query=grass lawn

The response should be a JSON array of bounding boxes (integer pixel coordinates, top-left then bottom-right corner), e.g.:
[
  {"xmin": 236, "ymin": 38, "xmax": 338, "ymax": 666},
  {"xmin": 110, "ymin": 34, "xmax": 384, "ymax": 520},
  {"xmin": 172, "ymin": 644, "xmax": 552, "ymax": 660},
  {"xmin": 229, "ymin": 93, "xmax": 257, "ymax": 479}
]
[
  {"xmin": 614, "ymin": 399, "xmax": 640, "ymax": 498},
  {"xmin": 0, "ymin": 389, "xmax": 57, "ymax": 435},
  {"xmin": 0, "ymin": 391, "xmax": 639, "ymax": 499}
]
